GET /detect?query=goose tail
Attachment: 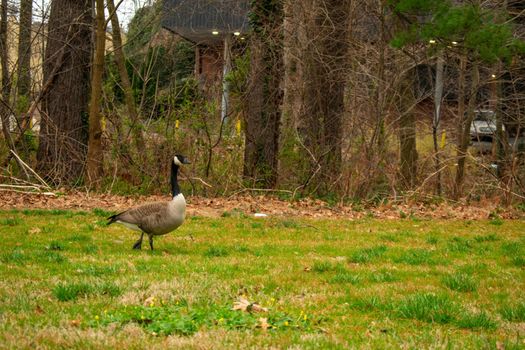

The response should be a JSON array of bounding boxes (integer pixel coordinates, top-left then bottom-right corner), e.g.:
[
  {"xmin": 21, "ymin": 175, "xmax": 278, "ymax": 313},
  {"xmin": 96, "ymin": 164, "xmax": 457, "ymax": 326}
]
[{"xmin": 107, "ymin": 213, "xmax": 120, "ymax": 225}]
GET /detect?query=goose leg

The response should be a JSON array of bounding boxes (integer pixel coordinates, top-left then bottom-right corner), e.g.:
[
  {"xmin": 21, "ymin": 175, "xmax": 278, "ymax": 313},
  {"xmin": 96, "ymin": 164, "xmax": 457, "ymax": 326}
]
[
  {"xmin": 133, "ymin": 232, "xmax": 144, "ymax": 250},
  {"xmin": 148, "ymin": 235, "xmax": 154, "ymax": 250}
]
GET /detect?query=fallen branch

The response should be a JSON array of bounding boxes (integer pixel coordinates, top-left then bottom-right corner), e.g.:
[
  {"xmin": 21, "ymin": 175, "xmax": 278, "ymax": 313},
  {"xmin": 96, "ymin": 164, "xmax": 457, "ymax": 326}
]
[
  {"xmin": 0, "ymin": 184, "xmax": 46, "ymax": 191},
  {"xmin": 10, "ymin": 150, "xmax": 52, "ymax": 190},
  {"xmin": 0, "ymin": 188, "xmax": 56, "ymax": 196}
]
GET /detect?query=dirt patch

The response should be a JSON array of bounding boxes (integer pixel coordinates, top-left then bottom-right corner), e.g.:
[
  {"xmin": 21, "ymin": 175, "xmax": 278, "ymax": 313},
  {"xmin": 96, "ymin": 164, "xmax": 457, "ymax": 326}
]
[{"xmin": 0, "ymin": 190, "xmax": 523, "ymax": 220}]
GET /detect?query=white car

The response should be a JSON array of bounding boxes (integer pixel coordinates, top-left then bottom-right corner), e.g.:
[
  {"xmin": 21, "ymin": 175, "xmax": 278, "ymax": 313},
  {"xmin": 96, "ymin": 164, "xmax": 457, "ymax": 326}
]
[{"xmin": 470, "ymin": 110, "xmax": 504, "ymax": 142}]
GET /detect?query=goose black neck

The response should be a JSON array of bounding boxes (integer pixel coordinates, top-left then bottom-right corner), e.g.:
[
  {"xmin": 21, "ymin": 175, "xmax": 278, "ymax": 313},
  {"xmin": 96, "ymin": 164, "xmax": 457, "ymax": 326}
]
[{"xmin": 171, "ymin": 162, "xmax": 180, "ymax": 197}]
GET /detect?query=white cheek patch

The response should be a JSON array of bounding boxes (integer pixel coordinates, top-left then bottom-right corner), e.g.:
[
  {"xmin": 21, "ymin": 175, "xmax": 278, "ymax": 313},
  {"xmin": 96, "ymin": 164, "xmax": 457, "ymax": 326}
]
[{"xmin": 174, "ymin": 156, "xmax": 182, "ymax": 166}]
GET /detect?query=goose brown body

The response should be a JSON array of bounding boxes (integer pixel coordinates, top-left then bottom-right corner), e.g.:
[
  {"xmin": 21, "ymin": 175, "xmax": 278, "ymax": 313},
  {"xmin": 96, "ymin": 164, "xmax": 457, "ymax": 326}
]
[
  {"xmin": 111, "ymin": 194, "xmax": 186, "ymax": 236},
  {"xmin": 107, "ymin": 154, "xmax": 190, "ymax": 250}
]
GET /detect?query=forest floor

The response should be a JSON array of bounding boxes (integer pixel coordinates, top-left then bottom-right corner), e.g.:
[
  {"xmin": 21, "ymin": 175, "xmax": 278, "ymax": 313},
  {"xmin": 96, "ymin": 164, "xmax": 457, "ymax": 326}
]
[
  {"xmin": 0, "ymin": 190, "xmax": 524, "ymax": 220},
  {"xmin": 0, "ymin": 203, "xmax": 524, "ymax": 349}
]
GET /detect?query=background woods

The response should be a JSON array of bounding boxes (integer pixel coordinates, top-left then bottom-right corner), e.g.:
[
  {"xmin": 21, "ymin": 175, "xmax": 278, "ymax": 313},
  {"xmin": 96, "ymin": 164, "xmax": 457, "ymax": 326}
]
[{"xmin": 0, "ymin": 0, "xmax": 524, "ymax": 204}]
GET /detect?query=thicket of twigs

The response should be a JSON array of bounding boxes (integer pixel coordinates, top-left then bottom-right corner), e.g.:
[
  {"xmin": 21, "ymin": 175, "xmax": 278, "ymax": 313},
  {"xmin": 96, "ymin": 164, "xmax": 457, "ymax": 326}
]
[{"xmin": 0, "ymin": 0, "xmax": 524, "ymax": 205}]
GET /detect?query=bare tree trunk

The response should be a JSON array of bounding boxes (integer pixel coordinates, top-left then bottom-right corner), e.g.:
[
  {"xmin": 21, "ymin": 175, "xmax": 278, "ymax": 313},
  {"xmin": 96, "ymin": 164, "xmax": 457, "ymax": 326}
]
[
  {"xmin": 107, "ymin": 0, "xmax": 145, "ymax": 155},
  {"xmin": 433, "ymin": 54, "xmax": 445, "ymax": 195},
  {"xmin": 16, "ymin": 0, "xmax": 33, "ymax": 152},
  {"xmin": 0, "ymin": 0, "xmax": 14, "ymax": 149},
  {"xmin": 373, "ymin": 1, "xmax": 386, "ymax": 156},
  {"xmin": 243, "ymin": 0, "xmax": 283, "ymax": 188},
  {"xmin": 284, "ymin": 0, "xmax": 351, "ymax": 193},
  {"xmin": 491, "ymin": 64, "xmax": 510, "ymax": 203},
  {"xmin": 399, "ymin": 81, "xmax": 418, "ymax": 189},
  {"xmin": 318, "ymin": 0, "xmax": 348, "ymax": 185},
  {"xmin": 36, "ymin": 0, "xmax": 93, "ymax": 185},
  {"xmin": 279, "ymin": 0, "xmax": 306, "ymax": 189},
  {"xmin": 394, "ymin": 14, "xmax": 418, "ymax": 189},
  {"xmin": 454, "ymin": 59, "xmax": 479, "ymax": 198},
  {"xmin": 17, "ymin": 0, "xmax": 32, "ymax": 99},
  {"xmin": 493, "ymin": 70, "xmax": 506, "ymax": 180},
  {"xmin": 86, "ymin": 0, "xmax": 106, "ymax": 186}
]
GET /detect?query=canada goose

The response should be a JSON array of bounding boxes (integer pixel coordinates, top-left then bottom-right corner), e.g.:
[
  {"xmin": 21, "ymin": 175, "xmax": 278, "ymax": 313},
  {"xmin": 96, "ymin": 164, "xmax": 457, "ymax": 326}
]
[{"xmin": 107, "ymin": 154, "xmax": 191, "ymax": 250}]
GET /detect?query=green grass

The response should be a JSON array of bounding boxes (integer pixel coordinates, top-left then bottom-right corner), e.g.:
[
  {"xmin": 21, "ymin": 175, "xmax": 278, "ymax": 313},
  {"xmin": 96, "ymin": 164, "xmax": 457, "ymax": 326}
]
[
  {"xmin": 455, "ymin": 310, "xmax": 498, "ymax": 330},
  {"xmin": 0, "ymin": 211, "xmax": 524, "ymax": 348},
  {"xmin": 349, "ymin": 245, "xmax": 387, "ymax": 263},
  {"xmin": 442, "ymin": 272, "xmax": 478, "ymax": 292},
  {"xmin": 329, "ymin": 271, "xmax": 362, "ymax": 285},
  {"xmin": 393, "ymin": 248, "xmax": 437, "ymax": 265},
  {"xmin": 500, "ymin": 302, "xmax": 525, "ymax": 322},
  {"xmin": 52, "ymin": 282, "xmax": 121, "ymax": 302},
  {"xmin": 396, "ymin": 293, "xmax": 458, "ymax": 324}
]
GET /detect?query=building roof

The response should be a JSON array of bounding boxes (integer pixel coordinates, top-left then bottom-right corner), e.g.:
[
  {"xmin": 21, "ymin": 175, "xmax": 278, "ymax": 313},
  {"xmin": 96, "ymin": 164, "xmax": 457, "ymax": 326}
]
[{"xmin": 162, "ymin": 0, "xmax": 250, "ymax": 45}]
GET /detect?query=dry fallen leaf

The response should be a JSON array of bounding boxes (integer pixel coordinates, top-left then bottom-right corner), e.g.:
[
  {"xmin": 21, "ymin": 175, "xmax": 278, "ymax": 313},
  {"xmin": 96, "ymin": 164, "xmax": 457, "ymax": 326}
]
[
  {"xmin": 258, "ymin": 317, "xmax": 270, "ymax": 331},
  {"xmin": 0, "ymin": 191, "xmax": 522, "ymax": 220},
  {"xmin": 34, "ymin": 305, "xmax": 44, "ymax": 314},
  {"xmin": 143, "ymin": 296, "xmax": 156, "ymax": 307},
  {"xmin": 69, "ymin": 319, "xmax": 81, "ymax": 327},
  {"xmin": 232, "ymin": 297, "xmax": 268, "ymax": 313},
  {"xmin": 29, "ymin": 227, "xmax": 41, "ymax": 234}
]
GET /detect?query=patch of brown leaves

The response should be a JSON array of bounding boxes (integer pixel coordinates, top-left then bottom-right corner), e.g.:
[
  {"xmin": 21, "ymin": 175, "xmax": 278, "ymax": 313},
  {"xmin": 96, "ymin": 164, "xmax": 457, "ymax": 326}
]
[{"xmin": 0, "ymin": 190, "xmax": 523, "ymax": 220}]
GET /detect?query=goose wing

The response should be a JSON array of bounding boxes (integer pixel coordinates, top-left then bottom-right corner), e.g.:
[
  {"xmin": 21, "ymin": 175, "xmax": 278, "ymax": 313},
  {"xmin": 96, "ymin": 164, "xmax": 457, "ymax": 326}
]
[{"xmin": 113, "ymin": 202, "xmax": 168, "ymax": 229}]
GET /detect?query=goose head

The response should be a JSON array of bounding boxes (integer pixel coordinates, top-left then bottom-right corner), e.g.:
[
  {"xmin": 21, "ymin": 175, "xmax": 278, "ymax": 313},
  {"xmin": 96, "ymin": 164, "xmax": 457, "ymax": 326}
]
[{"xmin": 173, "ymin": 154, "xmax": 191, "ymax": 166}]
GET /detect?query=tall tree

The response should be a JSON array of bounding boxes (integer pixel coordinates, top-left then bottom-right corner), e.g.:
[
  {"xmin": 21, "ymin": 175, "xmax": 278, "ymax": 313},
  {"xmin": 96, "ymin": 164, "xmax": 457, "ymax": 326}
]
[
  {"xmin": 243, "ymin": 0, "xmax": 283, "ymax": 187},
  {"xmin": 0, "ymin": 0, "xmax": 14, "ymax": 150},
  {"xmin": 315, "ymin": 0, "xmax": 350, "ymax": 188},
  {"xmin": 433, "ymin": 54, "xmax": 445, "ymax": 195},
  {"xmin": 86, "ymin": 0, "xmax": 106, "ymax": 185},
  {"xmin": 107, "ymin": 0, "xmax": 145, "ymax": 156},
  {"xmin": 281, "ymin": 0, "xmax": 351, "ymax": 195},
  {"xmin": 16, "ymin": 0, "xmax": 32, "ymax": 150},
  {"xmin": 398, "ymin": 69, "xmax": 418, "ymax": 189},
  {"xmin": 36, "ymin": 0, "xmax": 93, "ymax": 184},
  {"xmin": 17, "ymin": 0, "xmax": 32, "ymax": 100},
  {"xmin": 391, "ymin": 7, "xmax": 419, "ymax": 189}
]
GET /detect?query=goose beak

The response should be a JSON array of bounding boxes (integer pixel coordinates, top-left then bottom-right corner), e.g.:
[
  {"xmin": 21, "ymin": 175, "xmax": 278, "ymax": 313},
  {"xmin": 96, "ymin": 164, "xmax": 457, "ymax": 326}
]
[{"xmin": 183, "ymin": 159, "xmax": 191, "ymax": 164}]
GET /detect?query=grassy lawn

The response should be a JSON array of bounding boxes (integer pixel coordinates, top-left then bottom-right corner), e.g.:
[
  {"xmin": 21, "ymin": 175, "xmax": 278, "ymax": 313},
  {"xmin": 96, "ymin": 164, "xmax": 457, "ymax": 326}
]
[{"xmin": 0, "ymin": 209, "xmax": 524, "ymax": 349}]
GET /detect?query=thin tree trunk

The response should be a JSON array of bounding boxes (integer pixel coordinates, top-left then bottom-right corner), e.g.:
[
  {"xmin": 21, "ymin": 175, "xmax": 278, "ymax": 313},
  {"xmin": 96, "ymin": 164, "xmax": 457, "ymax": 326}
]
[
  {"xmin": 494, "ymin": 71, "xmax": 506, "ymax": 179},
  {"xmin": 399, "ymin": 111, "xmax": 418, "ymax": 188},
  {"xmin": 17, "ymin": 0, "xmax": 32, "ymax": 99},
  {"xmin": 107, "ymin": 0, "xmax": 145, "ymax": 155},
  {"xmin": 16, "ymin": 0, "xmax": 33, "ymax": 152},
  {"xmin": 0, "ymin": 0, "xmax": 13, "ymax": 149},
  {"xmin": 86, "ymin": 0, "xmax": 106, "ymax": 186},
  {"xmin": 243, "ymin": 0, "xmax": 283, "ymax": 188},
  {"xmin": 37, "ymin": 0, "xmax": 93, "ymax": 184},
  {"xmin": 320, "ymin": 0, "xmax": 348, "ymax": 184},
  {"xmin": 453, "ymin": 54, "xmax": 467, "ymax": 198},
  {"xmin": 374, "ymin": 2, "xmax": 386, "ymax": 156},
  {"xmin": 279, "ymin": 0, "xmax": 306, "ymax": 188},
  {"xmin": 433, "ymin": 54, "xmax": 445, "ymax": 195},
  {"xmin": 492, "ymin": 65, "xmax": 510, "ymax": 203},
  {"xmin": 298, "ymin": 0, "xmax": 351, "ymax": 194},
  {"xmin": 394, "ymin": 13, "xmax": 418, "ymax": 189},
  {"xmin": 454, "ymin": 59, "xmax": 479, "ymax": 198}
]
